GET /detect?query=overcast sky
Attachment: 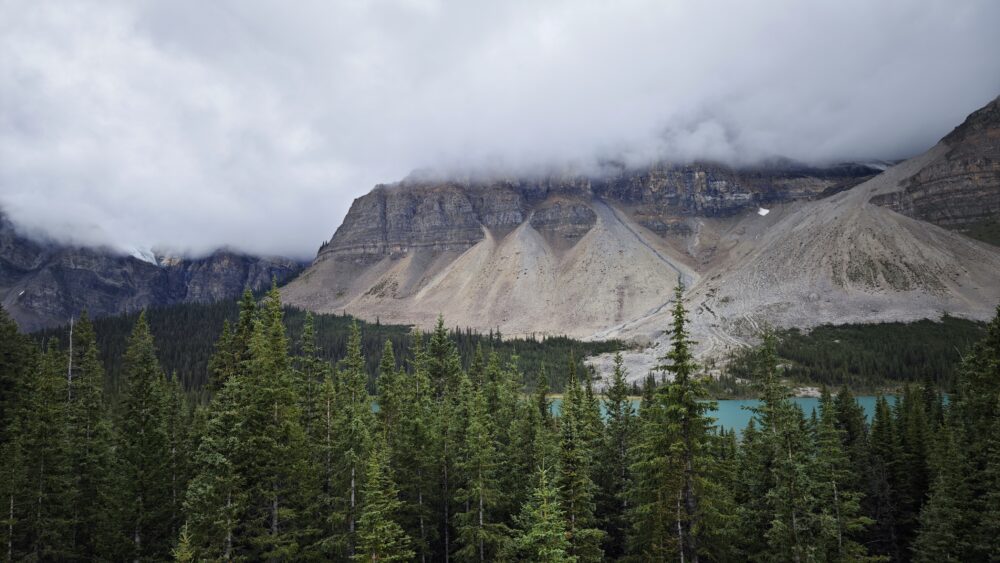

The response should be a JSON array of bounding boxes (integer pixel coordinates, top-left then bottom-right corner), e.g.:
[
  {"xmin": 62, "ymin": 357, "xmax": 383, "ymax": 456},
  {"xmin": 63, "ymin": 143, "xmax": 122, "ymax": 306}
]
[{"xmin": 1, "ymin": 0, "xmax": 998, "ymax": 259}]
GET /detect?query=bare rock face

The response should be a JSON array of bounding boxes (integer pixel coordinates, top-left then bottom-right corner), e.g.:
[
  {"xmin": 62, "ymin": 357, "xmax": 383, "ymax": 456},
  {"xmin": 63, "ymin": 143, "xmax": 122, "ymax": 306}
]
[
  {"xmin": 529, "ymin": 200, "xmax": 597, "ymax": 249},
  {"xmin": 0, "ymin": 214, "xmax": 303, "ymax": 331},
  {"xmin": 283, "ymin": 159, "xmax": 881, "ymax": 336},
  {"xmin": 871, "ymin": 95, "xmax": 1000, "ymax": 236},
  {"xmin": 284, "ymin": 95, "xmax": 1000, "ymax": 382},
  {"xmin": 315, "ymin": 161, "xmax": 877, "ymax": 268}
]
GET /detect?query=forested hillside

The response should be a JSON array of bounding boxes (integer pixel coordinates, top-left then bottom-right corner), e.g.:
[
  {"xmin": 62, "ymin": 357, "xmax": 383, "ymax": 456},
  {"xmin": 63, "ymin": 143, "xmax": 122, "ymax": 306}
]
[
  {"xmin": 32, "ymin": 294, "xmax": 621, "ymax": 398},
  {"xmin": 2, "ymin": 285, "xmax": 998, "ymax": 561},
  {"xmin": 775, "ymin": 317, "xmax": 985, "ymax": 389}
]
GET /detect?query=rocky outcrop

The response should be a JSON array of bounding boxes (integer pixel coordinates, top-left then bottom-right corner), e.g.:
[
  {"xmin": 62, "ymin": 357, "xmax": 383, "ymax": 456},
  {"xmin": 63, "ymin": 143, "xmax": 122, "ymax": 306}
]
[
  {"xmin": 0, "ymin": 213, "xmax": 303, "ymax": 331},
  {"xmin": 282, "ymin": 158, "xmax": 883, "ymax": 335},
  {"xmin": 871, "ymin": 95, "xmax": 1000, "ymax": 238},
  {"xmin": 316, "ymin": 161, "xmax": 879, "ymax": 266},
  {"xmin": 283, "ymin": 96, "xmax": 1000, "ymax": 380},
  {"xmin": 529, "ymin": 200, "xmax": 597, "ymax": 248}
]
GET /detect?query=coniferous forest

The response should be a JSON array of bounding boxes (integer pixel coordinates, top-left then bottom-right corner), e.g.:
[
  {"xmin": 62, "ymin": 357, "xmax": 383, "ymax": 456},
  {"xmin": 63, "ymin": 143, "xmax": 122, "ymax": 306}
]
[{"xmin": 2, "ymin": 285, "xmax": 999, "ymax": 562}]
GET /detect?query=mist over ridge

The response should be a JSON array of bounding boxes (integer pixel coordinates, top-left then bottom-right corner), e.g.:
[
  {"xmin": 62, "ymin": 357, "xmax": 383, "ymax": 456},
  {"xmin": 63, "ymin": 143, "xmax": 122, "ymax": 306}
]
[{"xmin": 2, "ymin": 0, "xmax": 999, "ymax": 258}]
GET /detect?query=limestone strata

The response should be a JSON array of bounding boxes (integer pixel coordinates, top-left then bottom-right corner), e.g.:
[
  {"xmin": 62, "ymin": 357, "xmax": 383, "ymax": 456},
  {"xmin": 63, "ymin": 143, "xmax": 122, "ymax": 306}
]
[{"xmin": 871, "ymin": 95, "xmax": 1000, "ymax": 233}]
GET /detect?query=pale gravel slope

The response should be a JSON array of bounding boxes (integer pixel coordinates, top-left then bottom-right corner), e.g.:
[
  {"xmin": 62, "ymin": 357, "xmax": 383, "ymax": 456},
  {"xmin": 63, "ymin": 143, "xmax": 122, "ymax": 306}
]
[
  {"xmin": 283, "ymin": 198, "xmax": 698, "ymax": 338},
  {"xmin": 588, "ymin": 143, "xmax": 1000, "ymax": 382},
  {"xmin": 283, "ymin": 143, "xmax": 1000, "ymax": 385}
]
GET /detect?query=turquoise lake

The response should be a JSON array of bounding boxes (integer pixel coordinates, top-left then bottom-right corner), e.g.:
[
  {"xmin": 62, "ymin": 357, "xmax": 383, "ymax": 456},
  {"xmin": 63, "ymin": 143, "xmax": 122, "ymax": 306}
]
[{"xmin": 550, "ymin": 396, "xmax": 895, "ymax": 433}]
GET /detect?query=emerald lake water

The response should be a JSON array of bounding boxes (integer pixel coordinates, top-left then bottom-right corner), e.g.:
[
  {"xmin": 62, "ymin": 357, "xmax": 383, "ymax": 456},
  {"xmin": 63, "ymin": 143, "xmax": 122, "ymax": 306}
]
[{"xmin": 550, "ymin": 395, "xmax": 895, "ymax": 433}]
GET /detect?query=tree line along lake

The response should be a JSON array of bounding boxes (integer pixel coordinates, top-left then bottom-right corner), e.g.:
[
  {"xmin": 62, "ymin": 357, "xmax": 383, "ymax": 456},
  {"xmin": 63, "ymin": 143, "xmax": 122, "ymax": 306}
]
[{"xmin": 548, "ymin": 395, "xmax": 897, "ymax": 433}]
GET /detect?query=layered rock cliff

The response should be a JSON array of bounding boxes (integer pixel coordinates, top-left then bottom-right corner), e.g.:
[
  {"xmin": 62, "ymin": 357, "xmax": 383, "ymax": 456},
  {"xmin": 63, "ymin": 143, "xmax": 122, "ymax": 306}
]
[
  {"xmin": 283, "ymin": 160, "xmax": 881, "ymax": 335},
  {"xmin": 871, "ymin": 95, "xmax": 1000, "ymax": 241},
  {"xmin": 283, "ymin": 96, "xmax": 1000, "ymax": 379},
  {"xmin": 313, "ymin": 161, "xmax": 878, "ymax": 267},
  {"xmin": 0, "ymin": 213, "xmax": 303, "ymax": 331}
]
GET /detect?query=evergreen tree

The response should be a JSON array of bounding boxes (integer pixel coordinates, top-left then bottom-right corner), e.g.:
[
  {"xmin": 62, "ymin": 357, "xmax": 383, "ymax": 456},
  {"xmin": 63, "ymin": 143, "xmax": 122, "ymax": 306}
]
[
  {"xmin": 913, "ymin": 305, "xmax": 1000, "ymax": 561},
  {"xmin": 629, "ymin": 285, "xmax": 716, "ymax": 562},
  {"xmin": 427, "ymin": 317, "xmax": 467, "ymax": 561},
  {"xmin": 738, "ymin": 332, "xmax": 820, "ymax": 562},
  {"xmin": 895, "ymin": 384, "xmax": 932, "ymax": 549},
  {"xmin": 557, "ymin": 361, "xmax": 605, "ymax": 562},
  {"xmin": 912, "ymin": 422, "xmax": 974, "ymax": 562},
  {"xmin": 172, "ymin": 524, "xmax": 196, "ymax": 563},
  {"xmin": 183, "ymin": 382, "xmax": 244, "ymax": 560},
  {"xmin": 510, "ymin": 466, "xmax": 575, "ymax": 562},
  {"xmin": 866, "ymin": 394, "xmax": 903, "ymax": 560},
  {"xmin": 0, "ymin": 305, "xmax": 35, "ymax": 443},
  {"xmin": 815, "ymin": 387, "xmax": 873, "ymax": 561},
  {"xmin": 353, "ymin": 434, "xmax": 415, "ymax": 562},
  {"xmin": 19, "ymin": 343, "xmax": 75, "ymax": 560},
  {"xmin": 0, "ymin": 424, "xmax": 26, "ymax": 562},
  {"xmin": 536, "ymin": 365, "xmax": 553, "ymax": 427},
  {"xmin": 66, "ymin": 312, "xmax": 122, "ymax": 559},
  {"xmin": 393, "ymin": 330, "xmax": 438, "ymax": 562},
  {"xmin": 162, "ymin": 374, "xmax": 190, "ymax": 543},
  {"xmin": 295, "ymin": 312, "xmax": 329, "ymax": 440},
  {"xmin": 833, "ymin": 386, "xmax": 869, "ymax": 493},
  {"xmin": 242, "ymin": 286, "xmax": 315, "ymax": 559},
  {"xmin": 333, "ymin": 321, "xmax": 375, "ymax": 557},
  {"xmin": 455, "ymin": 387, "xmax": 509, "ymax": 561},
  {"xmin": 119, "ymin": 312, "xmax": 173, "ymax": 560},
  {"xmin": 595, "ymin": 351, "xmax": 634, "ymax": 559},
  {"xmin": 377, "ymin": 339, "xmax": 403, "ymax": 433}
]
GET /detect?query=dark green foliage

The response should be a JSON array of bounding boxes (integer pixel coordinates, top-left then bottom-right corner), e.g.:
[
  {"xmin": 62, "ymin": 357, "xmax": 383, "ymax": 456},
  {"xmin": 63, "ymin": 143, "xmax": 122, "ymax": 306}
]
[
  {"xmin": 594, "ymin": 352, "xmax": 634, "ymax": 559},
  {"xmin": 353, "ymin": 434, "xmax": 414, "ymax": 562},
  {"xmin": 913, "ymin": 305, "xmax": 1000, "ymax": 561},
  {"xmin": 0, "ymin": 306, "xmax": 35, "ymax": 442},
  {"xmin": 3, "ymin": 300, "xmax": 1000, "ymax": 562},
  {"xmin": 34, "ymin": 298, "xmax": 621, "ymax": 395},
  {"xmin": 509, "ymin": 466, "xmax": 575, "ymax": 562},
  {"xmin": 119, "ymin": 312, "xmax": 174, "ymax": 560},
  {"xmin": 628, "ymin": 286, "xmax": 721, "ymax": 562},
  {"xmin": 557, "ymin": 362, "xmax": 605, "ymax": 562},
  {"xmin": 776, "ymin": 316, "xmax": 985, "ymax": 389}
]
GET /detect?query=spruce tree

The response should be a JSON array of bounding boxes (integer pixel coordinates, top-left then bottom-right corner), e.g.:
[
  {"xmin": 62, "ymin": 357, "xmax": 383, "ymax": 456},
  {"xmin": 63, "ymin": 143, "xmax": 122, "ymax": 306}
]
[
  {"xmin": 119, "ymin": 312, "xmax": 173, "ymax": 560},
  {"xmin": 353, "ymin": 434, "xmax": 415, "ymax": 562},
  {"xmin": 912, "ymin": 423, "xmax": 974, "ymax": 561},
  {"xmin": 866, "ymin": 394, "xmax": 903, "ymax": 560},
  {"xmin": 510, "ymin": 466, "xmax": 575, "ymax": 562},
  {"xmin": 66, "ymin": 312, "xmax": 122, "ymax": 559},
  {"xmin": 455, "ymin": 387, "xmax": 509, "ymax": 561},
  {"xmin": 629, "ymin": 285, "xmax": 716, "ymax": 562},
  {"xmin": 183, "ymin": 382, "xmax": 244, "ymax": 560},
  {"xmin": 595, "ymin": 351, "xmax": 634, "ymax": 559},
  {"xmin": 393, "ymin": 330, "xmax": 438, "ymax": 562},
  {"xmin": 0, "ymin": 305, "xmax": 35, "ymax": 443},
  {"xmin": 737, "ymin": 331, "xmax": 821, "ymax": 562},
  {"xmin": 557, "ymin": 361, "xmax": 605, "ymax": 562},
  {"xmin": 19, "ymin": 343, "xmax": 75, "ymax": 560},
  {"xmin": 427, "ymin": 317, "xmax": 467, "ymax": 561},
  {"xmin": 333, "ymin": 321, "xmax": 375, "ymax": 557},
  {"xmin": 815, "ymin": 387, "xmax": 872, "ymax": 561},
  {"xmin": 241, "ymin": 286, "xmax": 314, "ymax": 559},
  {"xmin": 377, "ymin": 339, "xmax": 403, "ymax": 433}
]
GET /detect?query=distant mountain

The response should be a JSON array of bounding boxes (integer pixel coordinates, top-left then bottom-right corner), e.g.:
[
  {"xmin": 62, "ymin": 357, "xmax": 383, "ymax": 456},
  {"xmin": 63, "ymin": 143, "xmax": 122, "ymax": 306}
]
[
  {"xmin": 282, "ymin": 96, "xmax": 1000, "ymax": 378},
  {"xmin": 0, "ymin": 213, "xmax": 303, "ymax": 331},
  {"xmin": 871, "ymin": 95, "xmax": 1000, "ymax": 244}
]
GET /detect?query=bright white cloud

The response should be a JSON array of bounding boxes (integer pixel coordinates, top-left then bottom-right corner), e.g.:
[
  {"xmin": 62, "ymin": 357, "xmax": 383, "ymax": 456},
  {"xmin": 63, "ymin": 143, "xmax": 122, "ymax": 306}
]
[{"xmin": 1, "ymin": 0, "xmax": 998, "ymax": 258}]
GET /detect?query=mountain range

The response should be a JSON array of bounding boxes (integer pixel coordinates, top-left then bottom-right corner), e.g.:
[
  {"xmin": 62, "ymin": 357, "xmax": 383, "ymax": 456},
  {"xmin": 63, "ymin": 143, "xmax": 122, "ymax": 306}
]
[
  {"xmin": 2, "ymin": 96, "xmax": 997, "ymax": 378},
  {"xmin": 0, "ymin": 215, "xmax": 302, "ymax": 331},
  {"xmin": 282, "ymin": 95, "xmax": 1000, "ymax": 375}
]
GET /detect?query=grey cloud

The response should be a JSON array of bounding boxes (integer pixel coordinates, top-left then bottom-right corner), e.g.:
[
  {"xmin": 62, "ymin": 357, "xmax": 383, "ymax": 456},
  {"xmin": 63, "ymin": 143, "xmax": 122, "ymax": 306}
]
[{"xmin": 1, "ymin": 0, "xmax": 998, "ymax": 259}]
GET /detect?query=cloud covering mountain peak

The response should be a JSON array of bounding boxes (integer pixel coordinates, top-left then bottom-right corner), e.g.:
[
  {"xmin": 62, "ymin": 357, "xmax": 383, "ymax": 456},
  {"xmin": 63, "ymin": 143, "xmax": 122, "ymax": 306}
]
[{"xmin": 2, "ymin": 0, "xmax": 998, "ymax": 258}]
